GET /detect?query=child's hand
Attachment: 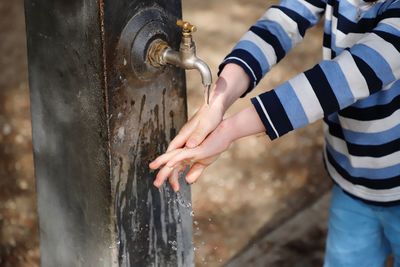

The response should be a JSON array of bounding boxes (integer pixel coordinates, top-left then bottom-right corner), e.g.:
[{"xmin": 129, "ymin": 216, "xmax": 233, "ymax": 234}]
[
  {"xmin": 167, "ymin": 97, "xmax": 224, "ymax": 151},
  {"xmin": 166, "ymin": 63, "xmax": 250, "ymax": 152},
  {"xmin": 149, "ymin": 120, "xmax": 233, "ymax": 191},
  {"xmin": 149, "ymin": 64, "xmax": 253, "ymax": 191},
  {"xmin": 150, "ymin": 106, "xmax": 268, "ymax": 191}
]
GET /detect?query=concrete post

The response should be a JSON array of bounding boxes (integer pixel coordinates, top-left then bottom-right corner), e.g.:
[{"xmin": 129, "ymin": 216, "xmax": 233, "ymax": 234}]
[{"xmin": 25, "ymin": 0, "xmax": 193, "ymax": 266}]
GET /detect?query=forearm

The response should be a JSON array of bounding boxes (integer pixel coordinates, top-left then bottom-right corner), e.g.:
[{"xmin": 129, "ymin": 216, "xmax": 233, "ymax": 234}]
[
  {"xmin": 210, "ymin": 63, "xmax": 250, "ymax": 113},
  {"xmin": 251, "ymin": 15, "xmax": 400, "ymax": 140},
  {"xmin": 223, "ymin": 106, "xmax": 269, "ymax": 143},
  {"xmin": 218, "ymin": 0, "xmax": 326, "ymax": 97}
]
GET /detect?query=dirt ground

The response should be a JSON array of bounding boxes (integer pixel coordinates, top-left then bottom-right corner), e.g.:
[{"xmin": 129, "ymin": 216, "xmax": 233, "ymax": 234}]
[{"xmin": 0, "ymin": 0, "xmax": 330, "ymax": 266}]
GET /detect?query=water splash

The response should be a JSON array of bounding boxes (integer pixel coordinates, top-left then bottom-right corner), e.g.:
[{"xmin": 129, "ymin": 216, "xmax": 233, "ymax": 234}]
[
  {"xmin": 176, "ymin": 191, "xmax": 193, "ymax": 210},
  {"xmin": 168, "ymin": 240, "xmax": 178, "ymax": 251}
]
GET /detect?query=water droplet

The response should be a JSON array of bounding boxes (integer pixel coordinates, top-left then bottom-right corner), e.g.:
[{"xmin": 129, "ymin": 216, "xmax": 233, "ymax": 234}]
[
  {"xmin": 190, "ymin": 211, "xmax": 195, "ymax": 217},
  {"xmin": 194, "ymin": 221, "xmax": 199, "ymax": 225},
  {"xmin": 168, "ymin": 240, "xmax": 178, "ymax": 251}
]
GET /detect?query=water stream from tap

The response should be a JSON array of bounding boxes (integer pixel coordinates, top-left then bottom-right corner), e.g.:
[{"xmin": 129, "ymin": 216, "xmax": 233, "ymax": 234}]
[{"xmin": 204, "ymin": 85, "xmax": 211, "ymax": 105}]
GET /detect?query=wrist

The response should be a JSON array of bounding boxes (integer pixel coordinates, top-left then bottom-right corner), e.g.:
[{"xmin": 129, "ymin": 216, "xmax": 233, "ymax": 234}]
[
  {"xmin": 218, "ymin": 117, "xmax": 237, "ymax": 144},
  {"xmin": 210, "ymin": 63, "xmax": 250, "ymax": 113},
  {"xmin": 222, "ymin": 106, "xmax": 268, "ymax": 142}
]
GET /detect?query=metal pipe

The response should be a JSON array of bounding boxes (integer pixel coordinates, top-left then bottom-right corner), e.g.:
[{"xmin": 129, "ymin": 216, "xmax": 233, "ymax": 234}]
[{"xmin": 147, "ymin": 20, "xmax": 213, "ymax": 103}]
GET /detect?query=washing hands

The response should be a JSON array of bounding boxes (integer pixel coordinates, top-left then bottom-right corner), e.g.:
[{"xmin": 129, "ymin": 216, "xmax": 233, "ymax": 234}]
[{"xmin": 149, "ymin": 64, "xmax": 267, "ymax": 191}]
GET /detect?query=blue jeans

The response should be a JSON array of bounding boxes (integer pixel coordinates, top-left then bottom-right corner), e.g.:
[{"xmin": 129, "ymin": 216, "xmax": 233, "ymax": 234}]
[{"xmin": 324, "ymin": 185, "xmax": 400, "ymax": 267}]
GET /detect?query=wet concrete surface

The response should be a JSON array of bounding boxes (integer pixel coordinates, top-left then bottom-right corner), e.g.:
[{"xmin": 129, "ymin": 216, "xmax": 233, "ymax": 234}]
[{"xmin": 0, "ymin": 0, "xmax": 331, "ymax": 266}]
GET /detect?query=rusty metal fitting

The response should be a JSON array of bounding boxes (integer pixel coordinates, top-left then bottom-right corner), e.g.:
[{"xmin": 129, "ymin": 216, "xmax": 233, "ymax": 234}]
[{"xmin": 147, "ymin": 39, "xmax": 169, "ymax": 67}]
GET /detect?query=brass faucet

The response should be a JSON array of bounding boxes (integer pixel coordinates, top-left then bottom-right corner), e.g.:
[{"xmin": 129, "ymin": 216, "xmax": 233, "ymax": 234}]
[{"xmin": 147, "ymin": 20, "xmax": 213, "ymax": 104}]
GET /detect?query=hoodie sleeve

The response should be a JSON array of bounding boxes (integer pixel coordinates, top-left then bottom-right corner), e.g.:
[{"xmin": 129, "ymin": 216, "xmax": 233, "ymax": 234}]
[
  {"xmin": 218, "ymin": 0, "xmax": 326, "ymax": 96},
  {"xmin": 251, "ymin": 3, "xmax": 400, "ymax": 140}
]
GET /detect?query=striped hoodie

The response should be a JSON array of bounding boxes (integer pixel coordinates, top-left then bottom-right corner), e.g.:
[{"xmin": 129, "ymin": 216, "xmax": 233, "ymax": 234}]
[{"xmin": 219, "ymin": 0, "xmax": 400, "ymax": 205}]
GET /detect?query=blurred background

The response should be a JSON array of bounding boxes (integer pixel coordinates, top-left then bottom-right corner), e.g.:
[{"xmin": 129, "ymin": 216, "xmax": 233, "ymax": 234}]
[{"xmin": 0, "ymin": 0, "xmax": 330, "ymax": 266}]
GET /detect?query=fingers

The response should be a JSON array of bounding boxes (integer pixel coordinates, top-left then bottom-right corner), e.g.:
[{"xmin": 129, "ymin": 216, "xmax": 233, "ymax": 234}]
[
  {"xmin": 167, "ymin": 132, "xmax": 191, "ymax": 152},
  {"xmin": 153, "ymin": 164, "xmax": 175, "ymax": 188},
  {"xmin": 149, "ymin": 149, "xmax": 183, "ymax": 170},
  {"xmin": 168, "ymin": 168, "xmax": 180, "ymax": 192},
  {"xmin": 185, "ymin": 163, "xmax": 206, "ymax": 184},
  {"xmin": 167, "ymin": 116, "xmax": 199, "ymax": 152},
  {"xmin": 151, "ymin": 148, "xmax": 194, "ymax": 190},
  {"xmin": 166, "ymin": 148, "xmax": 201, "ymax": 169},
  {"xmin": 160, "ymin": 163, "xmax": 204, "ymax": 191}
]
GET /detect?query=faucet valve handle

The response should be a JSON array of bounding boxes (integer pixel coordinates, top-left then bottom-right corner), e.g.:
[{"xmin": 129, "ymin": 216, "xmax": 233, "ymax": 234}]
[{"xmin": 176, "ymin": 20, "xmax": 197, "ymax": 34}]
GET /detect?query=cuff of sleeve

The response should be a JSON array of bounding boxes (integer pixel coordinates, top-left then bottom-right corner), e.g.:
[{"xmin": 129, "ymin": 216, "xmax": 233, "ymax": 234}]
[
  {"xmin": 251, "ymin": 96, "xmax": 279, "ymax": 140},
  {"xmin": 218, "ymin": 55, "xmax": 258, "ymax": 98},
  {"xmin": 250, "ymin": 90, "xmax": 294, "ymax": 140}
]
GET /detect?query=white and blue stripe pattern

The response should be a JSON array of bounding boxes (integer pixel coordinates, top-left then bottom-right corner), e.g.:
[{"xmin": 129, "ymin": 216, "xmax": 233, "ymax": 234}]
[{"xmin": 219, "ymin": 0, "xmax": 400, "ymax": 204}]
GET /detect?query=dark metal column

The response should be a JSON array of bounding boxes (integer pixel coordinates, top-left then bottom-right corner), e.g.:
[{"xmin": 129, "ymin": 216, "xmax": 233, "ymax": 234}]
[{"xmin": 25, "ymin": 0, "xmax": 193, "ymax": 266}]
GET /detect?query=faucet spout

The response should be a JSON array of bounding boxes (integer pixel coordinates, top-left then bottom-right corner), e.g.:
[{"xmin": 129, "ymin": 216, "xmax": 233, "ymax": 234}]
[
  {"xmin": 156, "ymin": 43, "xmax": 212, "ymax": 88},
  {"xmin": 192, "ymin": 59, "xmax": 212, "ymax": 88},
  {"xmin": 146, "ymin": 20, "xmax": 213, "ymax": 103}
]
